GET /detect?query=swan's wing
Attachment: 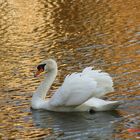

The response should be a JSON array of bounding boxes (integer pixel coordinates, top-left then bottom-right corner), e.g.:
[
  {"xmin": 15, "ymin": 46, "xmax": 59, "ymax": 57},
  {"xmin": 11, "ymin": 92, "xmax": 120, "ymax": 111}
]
[
  {"xmin": 49, "ymin": 73, "xmax": 97, "ymax": 107},
  {"xmin": 82, "ymin": 67, "xmax": 114, "ymax": 97},
  {"xmin": 82, "ymin": 67, "xmax": 113, "ymax": 86}
]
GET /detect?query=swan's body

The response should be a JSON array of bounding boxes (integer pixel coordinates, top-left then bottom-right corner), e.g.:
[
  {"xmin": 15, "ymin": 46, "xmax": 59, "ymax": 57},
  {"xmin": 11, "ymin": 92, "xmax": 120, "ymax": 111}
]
[{"xmin": 32, "ymin": 59, "xmax": 120, "ymax": 112}]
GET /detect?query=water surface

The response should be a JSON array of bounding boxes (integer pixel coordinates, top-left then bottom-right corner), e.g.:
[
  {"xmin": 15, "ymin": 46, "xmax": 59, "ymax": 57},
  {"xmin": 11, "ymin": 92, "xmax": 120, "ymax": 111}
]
[{"xmin": 0, "ymin": 0, "xmax": 140, "ymax": 139}]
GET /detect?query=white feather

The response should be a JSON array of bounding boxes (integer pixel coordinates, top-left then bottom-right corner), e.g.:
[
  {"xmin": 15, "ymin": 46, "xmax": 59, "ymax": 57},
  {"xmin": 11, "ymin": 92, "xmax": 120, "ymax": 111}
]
[
  {"xmin": 82, "ymin": 67, "xmax": 114, "ymax": 97},
  {"xmin": 32, "ymin": 59, "xmax": 120, "ymax": 112},
  {"xmin": 50, "ymin": 73, "xmax": 97, "ymax": 106},
  {"xmin": 50, "ymin": 67, "xmax": 114, "ymax": 107}
]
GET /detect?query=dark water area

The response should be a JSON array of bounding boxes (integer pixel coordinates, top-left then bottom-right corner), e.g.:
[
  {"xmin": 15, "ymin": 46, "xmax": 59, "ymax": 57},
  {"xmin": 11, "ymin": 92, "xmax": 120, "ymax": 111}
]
[{"xmin": 0, "ymin": 0, "xmax": 140, "ymax": 139}]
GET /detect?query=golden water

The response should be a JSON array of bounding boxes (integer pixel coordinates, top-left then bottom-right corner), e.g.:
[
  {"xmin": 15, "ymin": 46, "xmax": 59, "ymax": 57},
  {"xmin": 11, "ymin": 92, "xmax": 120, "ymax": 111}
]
[{"xmin": 0, "ymin": 0, "xmax": 140, "ymax": 139}]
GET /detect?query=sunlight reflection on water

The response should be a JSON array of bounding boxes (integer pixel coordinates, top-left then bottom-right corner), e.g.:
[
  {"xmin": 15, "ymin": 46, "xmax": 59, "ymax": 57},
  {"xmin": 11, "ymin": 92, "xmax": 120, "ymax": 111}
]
[{"xmin": 0, "ymin": 0, "xmax": 140, "ymax": 139}]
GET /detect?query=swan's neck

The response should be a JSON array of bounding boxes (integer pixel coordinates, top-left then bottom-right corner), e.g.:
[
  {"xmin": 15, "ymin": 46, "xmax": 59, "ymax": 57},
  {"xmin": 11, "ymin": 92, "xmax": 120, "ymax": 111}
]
[{"xmin": 33, "ymin": 68, "xmax": 57, "ymax": 100}]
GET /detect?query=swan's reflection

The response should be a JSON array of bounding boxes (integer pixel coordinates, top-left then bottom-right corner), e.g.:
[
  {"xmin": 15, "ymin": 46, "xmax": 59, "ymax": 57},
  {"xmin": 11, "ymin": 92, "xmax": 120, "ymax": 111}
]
[{"xmin": 31, "ymin": 109, "xmax": 121, "ymax": 138}]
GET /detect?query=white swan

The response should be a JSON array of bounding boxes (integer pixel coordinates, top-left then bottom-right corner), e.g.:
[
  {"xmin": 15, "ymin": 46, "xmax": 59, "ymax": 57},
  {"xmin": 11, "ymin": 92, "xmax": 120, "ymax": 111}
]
[{"xmin": 31, "ymin": 59, "xmax": 121, "ymax": 112}]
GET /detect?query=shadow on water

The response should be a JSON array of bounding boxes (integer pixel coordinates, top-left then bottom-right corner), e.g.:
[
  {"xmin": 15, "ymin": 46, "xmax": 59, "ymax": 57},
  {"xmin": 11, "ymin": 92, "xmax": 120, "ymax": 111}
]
[
  {"xmin": 31, "ymin": 109, "xmax": 122, "ymax": 139},
  {"xmin": 0, "ymin": 0, "xmax": 140, "ymax": 139}
]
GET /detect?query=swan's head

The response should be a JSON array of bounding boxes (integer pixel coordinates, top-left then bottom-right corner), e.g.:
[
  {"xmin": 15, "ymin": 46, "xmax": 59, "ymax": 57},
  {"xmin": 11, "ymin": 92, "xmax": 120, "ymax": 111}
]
[{"xmin": 34, "ymin": 59, "xmax": 57, "ymax": 77}]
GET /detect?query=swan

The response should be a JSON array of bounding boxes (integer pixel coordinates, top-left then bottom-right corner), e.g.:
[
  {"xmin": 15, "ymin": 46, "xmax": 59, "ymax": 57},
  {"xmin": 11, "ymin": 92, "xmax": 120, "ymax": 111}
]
[{"xmin": 31, "ymin": 59, "xmax": 121, "ymax": 112}]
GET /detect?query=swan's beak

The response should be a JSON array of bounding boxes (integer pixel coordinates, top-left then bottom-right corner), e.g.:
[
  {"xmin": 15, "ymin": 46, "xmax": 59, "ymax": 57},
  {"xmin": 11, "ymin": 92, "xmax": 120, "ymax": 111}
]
[{"xmin": 34, "ymin": 68, "xmax": 44, "ymax": 77}]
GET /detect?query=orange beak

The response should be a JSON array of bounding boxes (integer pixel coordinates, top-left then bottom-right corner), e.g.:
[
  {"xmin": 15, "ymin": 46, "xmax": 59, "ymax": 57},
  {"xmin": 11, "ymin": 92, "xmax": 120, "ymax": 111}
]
[{"xmin": 34, "ymin": 68, "xmax": 44, "ymax": 77}]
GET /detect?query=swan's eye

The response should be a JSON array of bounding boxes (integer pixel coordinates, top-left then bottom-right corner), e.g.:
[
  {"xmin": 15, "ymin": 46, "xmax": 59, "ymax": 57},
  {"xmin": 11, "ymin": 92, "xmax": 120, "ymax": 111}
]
[{"xmin": 37, "ymin": 64, "xmax": 46, "ymax": 71}]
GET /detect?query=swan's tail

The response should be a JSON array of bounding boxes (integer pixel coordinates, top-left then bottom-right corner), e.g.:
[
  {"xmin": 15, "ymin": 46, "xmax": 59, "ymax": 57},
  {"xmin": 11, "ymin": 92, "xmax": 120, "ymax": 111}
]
[
  {"xmin": 76, "ymin": 97, "xmax": 121, "ymax": 112},
  {"xmin": 91, "ymin": 100, "xmax": 121, "ymax": 111}
]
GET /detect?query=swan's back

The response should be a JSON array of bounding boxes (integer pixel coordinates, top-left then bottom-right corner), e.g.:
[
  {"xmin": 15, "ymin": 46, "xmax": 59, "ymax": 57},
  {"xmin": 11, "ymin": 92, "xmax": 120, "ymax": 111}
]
[
  {"xmin": 50, "ymin": 73, "xmax": 97, "ymax": 106},
  {"xmin": 50, "ymin": 67, "xmax": 114, "ymax": 107}
]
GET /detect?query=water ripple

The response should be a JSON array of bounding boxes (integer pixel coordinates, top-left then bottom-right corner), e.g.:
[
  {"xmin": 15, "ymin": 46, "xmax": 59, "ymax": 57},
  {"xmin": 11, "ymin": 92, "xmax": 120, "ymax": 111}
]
[{"xmin": 0, "ymin": 0, "xmax": 140, "ymax": 139}]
